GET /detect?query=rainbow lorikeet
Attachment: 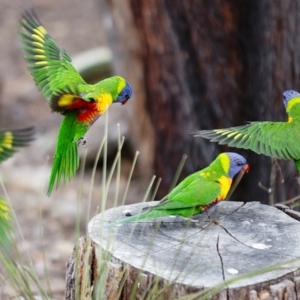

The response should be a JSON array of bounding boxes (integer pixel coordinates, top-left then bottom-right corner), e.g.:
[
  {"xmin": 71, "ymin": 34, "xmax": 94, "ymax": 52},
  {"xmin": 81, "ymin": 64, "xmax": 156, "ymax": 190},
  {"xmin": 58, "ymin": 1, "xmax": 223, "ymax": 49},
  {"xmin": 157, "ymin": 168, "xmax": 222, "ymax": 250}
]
[
  {"xmin": 112, "ymin": 152, "xmax": 249, "ymax": 225},
  {"xmin": 0, "ymin": 127, "xmax": 34, "ymax": 248},
  {"xmin": 194, "ymin": 90, "xmax": 300, "ymax": 176},
  {"xmin": 20, "ymin": 10, "xmax": 132, "ymax": 195}
]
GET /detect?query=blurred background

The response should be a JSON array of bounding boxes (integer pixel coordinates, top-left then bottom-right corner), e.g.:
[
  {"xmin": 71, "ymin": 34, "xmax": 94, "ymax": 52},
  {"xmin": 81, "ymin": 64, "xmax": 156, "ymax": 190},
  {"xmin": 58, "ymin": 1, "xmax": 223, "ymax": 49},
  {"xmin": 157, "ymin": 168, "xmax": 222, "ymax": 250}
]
[{"xmin": 1, "ymin": 0, "xmax": 300, "ymax": 297}]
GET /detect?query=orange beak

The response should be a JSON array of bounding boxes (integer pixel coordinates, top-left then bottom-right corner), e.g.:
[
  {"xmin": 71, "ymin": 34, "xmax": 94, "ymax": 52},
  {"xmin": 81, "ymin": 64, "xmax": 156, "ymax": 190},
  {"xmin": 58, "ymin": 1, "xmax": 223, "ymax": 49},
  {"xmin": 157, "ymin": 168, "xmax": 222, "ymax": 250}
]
[{"xmin": 243, "ymin": 164, "xmax": 250, "ymax": 173}]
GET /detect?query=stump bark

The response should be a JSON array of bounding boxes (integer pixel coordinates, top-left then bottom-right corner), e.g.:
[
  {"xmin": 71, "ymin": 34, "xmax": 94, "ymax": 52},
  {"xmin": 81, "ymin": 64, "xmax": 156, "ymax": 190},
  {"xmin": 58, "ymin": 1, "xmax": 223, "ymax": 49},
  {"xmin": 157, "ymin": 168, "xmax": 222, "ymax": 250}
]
[{"xmin": 66, "ymin": 201, "xmax": 300, "ymax": 299}]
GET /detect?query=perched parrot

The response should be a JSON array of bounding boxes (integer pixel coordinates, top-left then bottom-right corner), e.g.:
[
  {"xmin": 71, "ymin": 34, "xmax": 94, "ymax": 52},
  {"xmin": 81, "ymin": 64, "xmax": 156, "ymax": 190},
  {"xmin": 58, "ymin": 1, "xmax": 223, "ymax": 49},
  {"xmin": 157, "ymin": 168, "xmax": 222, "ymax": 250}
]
[
  {"xmin": 0, "ymin": 127, "xmax": 34, "ymax": 248},
  {"xmin": 0, "ymin": 127, "xmax": 34, "ymax": 163},
  {"xmin": 194, "ymin": 90, "xmax": 300, "ymax": 176},
  {"xmin": 112, "ymin": 152, "xmax": 249, "ymax": 225},
  {"xmin": 20, "ymin": 10, "xmax": 132, "ymax": 195}
]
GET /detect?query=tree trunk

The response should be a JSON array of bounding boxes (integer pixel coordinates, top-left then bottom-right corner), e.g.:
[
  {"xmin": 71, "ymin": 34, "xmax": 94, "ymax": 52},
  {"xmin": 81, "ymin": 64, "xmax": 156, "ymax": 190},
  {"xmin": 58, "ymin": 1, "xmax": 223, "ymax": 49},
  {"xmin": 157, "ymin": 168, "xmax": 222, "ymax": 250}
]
[{"xmin": 99, "ymin": 0, "xmax": 300, "ymax": 203}]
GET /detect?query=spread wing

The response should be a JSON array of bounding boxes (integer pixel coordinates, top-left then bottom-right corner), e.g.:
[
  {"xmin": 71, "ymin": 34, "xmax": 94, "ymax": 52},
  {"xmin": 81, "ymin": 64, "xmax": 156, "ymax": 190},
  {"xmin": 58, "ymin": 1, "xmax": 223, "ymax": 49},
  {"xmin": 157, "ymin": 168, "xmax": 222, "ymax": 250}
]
[
  {"xmin": 20, "ymin": 10, "xmax": 89, "ymax": 112},
  {"xmin": 195, "ymin": 121, "xmax": 300, "ymax": 160},
  {"xmin": 0, "ymin": 127, "xmax": 35, "ymax": 163}
]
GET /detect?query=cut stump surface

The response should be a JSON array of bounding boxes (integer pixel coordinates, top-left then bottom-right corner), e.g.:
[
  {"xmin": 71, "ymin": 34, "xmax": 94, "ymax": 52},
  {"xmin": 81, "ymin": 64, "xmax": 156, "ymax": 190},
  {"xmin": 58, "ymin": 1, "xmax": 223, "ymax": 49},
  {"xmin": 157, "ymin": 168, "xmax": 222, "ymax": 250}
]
[{"xmin": 84, "ymin": 201, "xmax": 300, "ymax": 299}]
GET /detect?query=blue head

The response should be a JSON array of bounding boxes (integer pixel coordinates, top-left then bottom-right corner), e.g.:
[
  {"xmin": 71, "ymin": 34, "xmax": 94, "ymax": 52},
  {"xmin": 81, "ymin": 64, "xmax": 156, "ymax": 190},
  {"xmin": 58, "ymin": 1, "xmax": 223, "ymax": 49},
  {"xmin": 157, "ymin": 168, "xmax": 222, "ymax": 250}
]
[
  {"xmin": 115, "ymin": 81, "xmax": 133, "ymax": 105},
  {"xmin": 225, "ymin": 152, "xmax": 249, "ymax": 178},
  {"xmin": 283, "ymin": 90, "xmax": 300, "ymax": 107}
]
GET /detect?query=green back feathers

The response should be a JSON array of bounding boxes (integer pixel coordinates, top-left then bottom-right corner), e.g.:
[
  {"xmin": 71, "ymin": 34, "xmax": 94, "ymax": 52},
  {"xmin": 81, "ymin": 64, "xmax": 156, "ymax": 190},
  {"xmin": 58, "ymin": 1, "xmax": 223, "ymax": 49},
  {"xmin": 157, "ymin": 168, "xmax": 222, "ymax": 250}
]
[
  {"xmin": 198, "ymin": 153, "xmax": 229, "ymax": 179},
  {"xmin": 88, "ymin": 76, "xmax": 127, "ymax": 101},
  {"xmin": 0, "ymin": 127, "xmax": 35, "ymax": 163},
  {"xmin": 286, "ymin": 97, "xmax": 300, "ymax": 119}
]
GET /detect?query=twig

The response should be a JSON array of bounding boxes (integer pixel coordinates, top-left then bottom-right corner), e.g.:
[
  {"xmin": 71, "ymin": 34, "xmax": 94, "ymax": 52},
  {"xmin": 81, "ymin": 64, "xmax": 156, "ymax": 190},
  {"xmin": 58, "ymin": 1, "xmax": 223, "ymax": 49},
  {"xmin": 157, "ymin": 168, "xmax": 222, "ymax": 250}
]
[
  {"xmin": 280, "ymin": 194, "xmax": 300, "ymax": 206},
  {"xmin": 225, "ymin": 168, "xmax": 247, "ymax": 200},
  {"xmin": 258, "ymin": 182, "xmax": 271, "ymax": 193}
]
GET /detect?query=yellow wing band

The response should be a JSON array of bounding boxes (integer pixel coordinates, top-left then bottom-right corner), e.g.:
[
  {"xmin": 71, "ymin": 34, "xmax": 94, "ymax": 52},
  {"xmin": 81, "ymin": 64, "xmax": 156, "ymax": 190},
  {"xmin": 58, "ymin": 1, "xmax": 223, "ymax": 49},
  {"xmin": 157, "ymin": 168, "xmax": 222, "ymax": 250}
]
[
  {"xmin": 58, "ymin": 94, "xmax": 79, "ymax": 107},
  {"xmin": 1, "ymin": 132, "xmax": 13, "ymax": 149}
]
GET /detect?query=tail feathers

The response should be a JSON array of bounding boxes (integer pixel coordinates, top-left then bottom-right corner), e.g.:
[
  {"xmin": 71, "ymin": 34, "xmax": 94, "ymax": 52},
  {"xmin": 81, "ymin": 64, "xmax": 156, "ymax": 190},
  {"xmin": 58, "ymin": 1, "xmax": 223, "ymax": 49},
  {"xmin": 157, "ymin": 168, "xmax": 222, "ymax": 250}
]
[
  {"xmin": 111, "ymin": 209, "xmax": 169, "ymax": 226},
  {"xmin": 47, "ymin": 141, "xmax": 79, "ymax": 196}
]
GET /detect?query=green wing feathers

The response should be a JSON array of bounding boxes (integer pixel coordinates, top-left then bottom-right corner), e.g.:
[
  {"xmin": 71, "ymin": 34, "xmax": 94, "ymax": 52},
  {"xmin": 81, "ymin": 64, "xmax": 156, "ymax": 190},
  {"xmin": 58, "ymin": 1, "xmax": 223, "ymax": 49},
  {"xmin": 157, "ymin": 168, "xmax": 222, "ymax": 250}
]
[
  {"xmin": 20, "ymin": 10, "xmax": 86, "ymax": 105},
  {"xmin": 165, "ymin": 173, "xmax": 220, "ymax": 206},
  {"xmin": 0, "ymin": 127, "xmax": 35, "ymax": 163},
  {"xmin": 196, "ymin": 122, "xmax": 300, "ymax": 160}
]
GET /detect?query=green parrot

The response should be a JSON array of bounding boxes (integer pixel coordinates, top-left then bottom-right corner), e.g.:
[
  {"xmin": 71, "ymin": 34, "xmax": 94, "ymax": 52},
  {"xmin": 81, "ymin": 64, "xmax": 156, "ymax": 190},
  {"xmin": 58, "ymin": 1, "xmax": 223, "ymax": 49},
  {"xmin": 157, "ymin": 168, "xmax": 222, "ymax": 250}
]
[
  {"xmin": 194, "ymin": 90, "xmax": 300, "ymax": 176},
  {"xmin": 20, "ymin": 10, "xmax": 132, "ymax": 195},
  {"xmin": 112, "ymin": 152, "xmax": 249, "ymax": 225},
  {"xmin": 0, "ymin": 127, "xmax": 34, "ymax": 248}
]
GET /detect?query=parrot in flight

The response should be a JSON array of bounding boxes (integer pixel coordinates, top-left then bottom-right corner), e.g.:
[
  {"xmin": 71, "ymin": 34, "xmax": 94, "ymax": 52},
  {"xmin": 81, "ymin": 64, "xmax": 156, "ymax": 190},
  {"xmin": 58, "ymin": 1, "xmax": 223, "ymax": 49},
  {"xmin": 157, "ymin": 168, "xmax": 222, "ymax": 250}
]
[
  {"xmin": 112, "ymin": 152, "xmax": 249, "ymax": 225},
  {"xmin": 194, "ymin": 90, "xmax": 300, "ymax": 177},
  {"xmin": 20, "ymin": 10, "xmax": 132, "ymax": 195},
  {"xmin": 0, "ymin": 127, "xmax": 35, "ymax": 248}
]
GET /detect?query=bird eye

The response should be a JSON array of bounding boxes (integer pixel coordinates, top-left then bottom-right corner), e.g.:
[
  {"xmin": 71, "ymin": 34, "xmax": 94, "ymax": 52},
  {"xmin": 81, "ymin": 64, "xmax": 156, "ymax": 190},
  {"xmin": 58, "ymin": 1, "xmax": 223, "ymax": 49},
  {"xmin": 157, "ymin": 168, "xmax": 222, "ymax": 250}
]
[
  {"xmin": 283, "ymin": 95, "xmax": 286, "ymax": 100},
  {"xmin": 125, "ymin": 94, "xmax": 130, "ymax": 100},
  {"xmin": 88, "ymin": 98, "xmax": 96, "ymax": 102},
  {"xmin": 237, "ymin": 161, "xmax": 242, "ymax": 166}
]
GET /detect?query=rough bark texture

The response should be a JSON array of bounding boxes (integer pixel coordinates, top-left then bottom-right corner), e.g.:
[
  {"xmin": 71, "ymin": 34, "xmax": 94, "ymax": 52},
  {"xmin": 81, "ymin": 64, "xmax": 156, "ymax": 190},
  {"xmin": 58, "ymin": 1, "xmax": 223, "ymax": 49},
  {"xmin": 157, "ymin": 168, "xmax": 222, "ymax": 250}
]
[
  {"xmin": 66, "ymin": 202, "xmax": 300, "ymax": 299},
  {"xmin": 65, "ymin": 237, "xmax": 95, "ymax": 300},
  {"xmin": 99, "ymin": 0, "xmax": 300, "ymax": 203}
]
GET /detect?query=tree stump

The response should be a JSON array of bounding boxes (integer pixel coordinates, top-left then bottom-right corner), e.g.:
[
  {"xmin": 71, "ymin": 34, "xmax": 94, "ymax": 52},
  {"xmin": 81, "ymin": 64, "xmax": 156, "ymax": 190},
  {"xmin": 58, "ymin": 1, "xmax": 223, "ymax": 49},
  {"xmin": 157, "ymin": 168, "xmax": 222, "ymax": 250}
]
[{"xmin": 66, "ymin": 201, "xmax": 300, "ymax": 299}]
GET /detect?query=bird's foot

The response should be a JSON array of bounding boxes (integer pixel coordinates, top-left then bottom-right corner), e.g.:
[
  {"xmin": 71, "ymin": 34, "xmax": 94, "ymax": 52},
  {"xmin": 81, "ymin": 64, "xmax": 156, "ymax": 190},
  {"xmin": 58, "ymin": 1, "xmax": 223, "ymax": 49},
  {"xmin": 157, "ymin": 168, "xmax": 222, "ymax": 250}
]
[
  {"xmin": 78, "ymin": 137, "xmax": 87, "ymax": 147},
  {"xmin": 178, "ymin": 216, "xmax": 200, "ymax": 224}
]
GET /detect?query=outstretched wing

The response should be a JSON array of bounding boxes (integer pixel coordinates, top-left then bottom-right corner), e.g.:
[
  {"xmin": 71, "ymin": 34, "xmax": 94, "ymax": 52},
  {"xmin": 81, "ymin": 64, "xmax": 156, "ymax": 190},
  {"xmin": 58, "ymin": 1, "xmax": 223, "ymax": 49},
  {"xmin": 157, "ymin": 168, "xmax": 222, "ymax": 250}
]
[
  {"xmin": 195, "ymin": 121, "xmax": 300, "ymax": 160},
  {"xmin": 0, "ymin": 127, "xmax": 35, "ymax": 163},
  {"xmin": 20, "ymin": 10, "xmax": 89, "ymax": 112}
]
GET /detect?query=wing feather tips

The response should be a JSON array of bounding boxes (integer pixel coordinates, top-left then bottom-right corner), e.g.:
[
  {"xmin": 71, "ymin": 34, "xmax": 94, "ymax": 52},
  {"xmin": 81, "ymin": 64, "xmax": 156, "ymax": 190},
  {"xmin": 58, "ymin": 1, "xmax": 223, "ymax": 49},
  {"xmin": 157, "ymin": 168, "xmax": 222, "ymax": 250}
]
[
  {"xmin": 20, "ymin": 9, "xmax": 42, "ymax": 31},
  {"xmin": 193, "ymin": 130, "xmax": 217, "ymax": 139}
]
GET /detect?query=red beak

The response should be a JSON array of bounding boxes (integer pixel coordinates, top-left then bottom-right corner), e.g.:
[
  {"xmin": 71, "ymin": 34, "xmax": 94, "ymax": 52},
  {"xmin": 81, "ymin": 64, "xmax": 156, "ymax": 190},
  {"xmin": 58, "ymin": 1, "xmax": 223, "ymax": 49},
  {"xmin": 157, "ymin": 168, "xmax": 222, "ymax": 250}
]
[
  {"xmin": 243, "ymin": 164, "xmax": 250, "ymax": 173},
  {"xmin": 121, "ymin": 99, "xmax": 129, "ymax": 105}
]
